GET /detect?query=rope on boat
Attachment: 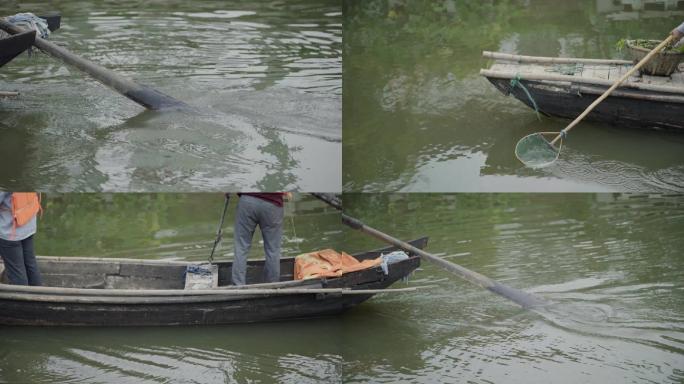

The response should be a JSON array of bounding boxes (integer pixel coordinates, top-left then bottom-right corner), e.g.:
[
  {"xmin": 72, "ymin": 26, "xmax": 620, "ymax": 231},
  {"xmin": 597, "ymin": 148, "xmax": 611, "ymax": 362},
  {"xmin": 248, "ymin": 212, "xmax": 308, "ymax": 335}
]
[{"xmin": 509, "ymin": 74, "xmax": 541, "ymax": 121}]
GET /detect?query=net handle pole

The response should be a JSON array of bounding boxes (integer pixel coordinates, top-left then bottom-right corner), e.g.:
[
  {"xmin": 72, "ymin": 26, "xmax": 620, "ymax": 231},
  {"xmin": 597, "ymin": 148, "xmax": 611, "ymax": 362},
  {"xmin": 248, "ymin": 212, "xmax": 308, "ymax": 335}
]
[{"xmin": 549, "ymin": 34, "xmax": 675, "ymax": 145}]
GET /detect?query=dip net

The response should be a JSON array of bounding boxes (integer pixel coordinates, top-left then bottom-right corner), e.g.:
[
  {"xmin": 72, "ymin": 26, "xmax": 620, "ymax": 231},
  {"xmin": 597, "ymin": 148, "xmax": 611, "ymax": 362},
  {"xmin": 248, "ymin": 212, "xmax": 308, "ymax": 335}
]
[{"xmin": 515, "ymin": 132, "xmax": 562, "ymax": 167}]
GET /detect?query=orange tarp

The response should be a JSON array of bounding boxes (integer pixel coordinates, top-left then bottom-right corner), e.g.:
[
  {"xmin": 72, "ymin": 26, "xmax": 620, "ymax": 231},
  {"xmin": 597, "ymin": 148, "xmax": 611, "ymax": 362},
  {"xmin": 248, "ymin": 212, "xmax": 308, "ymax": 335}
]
[{"xmin": 294, "ymin": 249, "xmax": 381, "ymax": 280}]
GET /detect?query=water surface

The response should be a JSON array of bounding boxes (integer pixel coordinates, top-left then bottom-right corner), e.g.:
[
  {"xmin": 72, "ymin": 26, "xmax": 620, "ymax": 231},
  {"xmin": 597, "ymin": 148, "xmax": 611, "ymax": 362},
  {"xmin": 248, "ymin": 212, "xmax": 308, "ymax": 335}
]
[
  {"xmin": 342, "ymin": 193, "xmax": 684, "ymax": 383},
  {"xmin": 2, "ymin": 193, "xmax": 683, "ymax": 383},
  {"xmin": 343, "ymin": 0, "xmax": 684, "ymax": 192},
  {"xmin": 0, "ymin": 0, "xmax": 341, "ymax": 191}
]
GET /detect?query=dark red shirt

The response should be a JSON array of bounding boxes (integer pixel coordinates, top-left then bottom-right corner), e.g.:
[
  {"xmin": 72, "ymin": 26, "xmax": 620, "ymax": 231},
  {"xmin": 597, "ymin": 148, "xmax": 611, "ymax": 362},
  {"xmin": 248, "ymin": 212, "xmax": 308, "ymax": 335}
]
[{"xmin": 239, "ymin": 193, "xmax": 286, "ymax": 207}]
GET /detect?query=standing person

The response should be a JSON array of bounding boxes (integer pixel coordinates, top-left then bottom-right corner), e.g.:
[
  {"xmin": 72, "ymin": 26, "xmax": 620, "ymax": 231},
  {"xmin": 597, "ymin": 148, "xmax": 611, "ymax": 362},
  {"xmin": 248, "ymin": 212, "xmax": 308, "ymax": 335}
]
[
  {"xmin": 231, "ymin": 193, "xmax": 290, "ymax": 286},
  {"xmin": 0, "ymin": 192, "xmax": 43, "ymax": 286}
]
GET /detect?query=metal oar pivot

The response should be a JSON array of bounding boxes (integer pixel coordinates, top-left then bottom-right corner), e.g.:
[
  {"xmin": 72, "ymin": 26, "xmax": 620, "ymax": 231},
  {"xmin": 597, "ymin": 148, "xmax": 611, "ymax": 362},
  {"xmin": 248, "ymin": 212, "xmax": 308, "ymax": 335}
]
[
  {"xmin": 208, "ymin": 194, "xmax": 230, "ymax": 264},
  {"xmin": 515, "ymin": 33, "xmax": 676, "ymax": 168}
]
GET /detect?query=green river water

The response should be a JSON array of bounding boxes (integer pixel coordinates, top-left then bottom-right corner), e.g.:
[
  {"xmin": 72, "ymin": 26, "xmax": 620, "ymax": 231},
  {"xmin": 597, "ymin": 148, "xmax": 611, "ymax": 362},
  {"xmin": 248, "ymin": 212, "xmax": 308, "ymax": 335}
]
[
  {"xmin": 343, "ymin": 0, "xmax": 684, "ymax": 192},
  {"xmin": 0, "ymin": 0, "xmax": 341, "ymax": 192},
  {"xmin": 0, "ymin": 193, "xmax": 682, "ymax": 383}
]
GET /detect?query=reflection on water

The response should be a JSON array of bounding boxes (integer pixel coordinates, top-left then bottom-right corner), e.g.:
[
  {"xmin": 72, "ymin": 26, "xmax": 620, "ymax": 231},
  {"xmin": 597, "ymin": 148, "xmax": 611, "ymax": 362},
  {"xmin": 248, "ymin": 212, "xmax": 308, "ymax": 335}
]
[
  {"xmin": 35, "ymin": 193, "xmax": 342, "ymax": 261},
  {"xmin": 0, "ymin": 0, "xmax": 341, "ymax": 191},
  {"xmin": 342, "ymin": 193, "xmax": 684, "ymax": 383},
  {"xmin": 0, "ymin": 321, "xmax": 344, "ymax": 383},
  {"xmin": 343, "ymin": 0, "xmax": 684, "ymax": 192}
]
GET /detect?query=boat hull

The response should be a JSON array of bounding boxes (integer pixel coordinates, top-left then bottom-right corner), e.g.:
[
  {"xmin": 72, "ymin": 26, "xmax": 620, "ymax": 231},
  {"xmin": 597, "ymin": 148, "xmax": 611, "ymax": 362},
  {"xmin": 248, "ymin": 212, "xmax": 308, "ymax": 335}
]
[
  {"xmin": 0, "ymin": 30, "xmax": 35, "ymax": 68},
  {"xmin": 486, "ymin": 77, "xmax": 684, "ymax": 131},
  {"xmin": 0, "ymin": 13, "xmax": 60, "ymax": 68},
  {"xmin": 0, "ymin": 238, "xmax": 426, "ymax": 326}
]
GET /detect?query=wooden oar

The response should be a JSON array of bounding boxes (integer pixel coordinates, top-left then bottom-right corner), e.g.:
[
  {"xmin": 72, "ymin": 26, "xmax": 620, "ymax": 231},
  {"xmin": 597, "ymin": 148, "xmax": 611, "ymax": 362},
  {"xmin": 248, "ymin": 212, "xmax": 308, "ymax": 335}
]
[
  {"xmin": 515, "ymin": 34, "xmax": 676, "ymax": 167},
  {"xmin": 340, "ymin": 213, "xmax": 547, "ymax": 309},
  {"xmin": 310, "ymin": 192, "xmax": 548, "ymax": 309},
  {"xmin": 0, "ymin": 19, "xmax": 187, "ymax": 110},
  {"xmin": 310, "ymin": 193, "xmax": 342, "ymax": 210}
]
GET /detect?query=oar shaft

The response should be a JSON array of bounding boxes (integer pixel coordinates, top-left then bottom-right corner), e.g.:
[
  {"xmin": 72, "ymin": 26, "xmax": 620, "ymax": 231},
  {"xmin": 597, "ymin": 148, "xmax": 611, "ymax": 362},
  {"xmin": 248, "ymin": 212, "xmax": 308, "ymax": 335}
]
[
  {"xmin": 0, "ymin": 19, "xmax": 186, "ymax": 110},
  {"xmin": 550, "ymin": 34, "xmax": 675, "ymax": 145},
  {"xmin": 310, "ymin": 193, "xmax": 342, "ymax": 210},
  {"xmin": 342, "ymin": 214, "xmax": 547, "ymax": 309}
]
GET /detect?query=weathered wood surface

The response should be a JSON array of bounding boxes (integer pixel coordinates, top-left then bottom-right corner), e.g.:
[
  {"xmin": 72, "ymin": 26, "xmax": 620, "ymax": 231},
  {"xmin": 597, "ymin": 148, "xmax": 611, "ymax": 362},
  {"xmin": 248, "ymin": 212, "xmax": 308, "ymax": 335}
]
[
  {"xmin": 482, "ymin": 51, "xmax": 633, "ymax": 65},
  {"xmin": 0, "ymin": 239, "xmax": 426, "ymax": 326},
  {"xmin": 481, "ymin": 53, "xmax": 684, "ymax": 131},
  {"xmin": 481, "ymin": 66, "xmax": 684, "ymax": 94}
]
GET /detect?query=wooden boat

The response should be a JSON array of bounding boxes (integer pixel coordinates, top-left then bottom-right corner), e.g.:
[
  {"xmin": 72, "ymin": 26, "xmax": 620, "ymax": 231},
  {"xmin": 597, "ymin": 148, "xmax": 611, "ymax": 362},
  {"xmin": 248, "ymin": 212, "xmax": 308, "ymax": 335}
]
[
  {"xmin": 480, "ymin": 51, "xmax": 684, "ymax": 131},
  {"xmin": 0, "ymin": 238, "xmax": 425, "ymax": 326},
  {"xmin": 0, "ymin": 13, "xmax": 61, "ymax": 68},
  {"xmin": 0, "ymin": 30, "xmax": 35, "ymax": 67}
]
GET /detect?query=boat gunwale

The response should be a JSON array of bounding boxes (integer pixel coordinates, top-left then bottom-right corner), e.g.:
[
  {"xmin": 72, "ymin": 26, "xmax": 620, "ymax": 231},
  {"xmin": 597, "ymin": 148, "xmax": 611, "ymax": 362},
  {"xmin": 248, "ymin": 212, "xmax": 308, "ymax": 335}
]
[
  {"xmin": 0, "ymin": 237, "xmax": 427, "ymax": 299},
  {"xmin": 482, "ymin": 51, "xmax": 634, "ymax": 65},
  {"xmin": 487, "ymin": 76, "xmax": 684, "ymax": 104},
  {"xmin": 0, "ymin": 30, "xmax": 36, "ymax": 67},
  {"xmin": 480, "ymin": 68, "xmax": 684, "ymax": 95}
]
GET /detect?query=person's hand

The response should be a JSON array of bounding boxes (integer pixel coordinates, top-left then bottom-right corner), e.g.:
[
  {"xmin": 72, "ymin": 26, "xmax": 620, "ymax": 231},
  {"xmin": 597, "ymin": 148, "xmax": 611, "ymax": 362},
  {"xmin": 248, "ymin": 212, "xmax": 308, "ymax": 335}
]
[
  {"xmin": 672, "ymin": 27, "xmax": 684, "ymax": 40},
  {"xmin": 284, "ymin": 192, "xmax": 293, "ymax": 201}
]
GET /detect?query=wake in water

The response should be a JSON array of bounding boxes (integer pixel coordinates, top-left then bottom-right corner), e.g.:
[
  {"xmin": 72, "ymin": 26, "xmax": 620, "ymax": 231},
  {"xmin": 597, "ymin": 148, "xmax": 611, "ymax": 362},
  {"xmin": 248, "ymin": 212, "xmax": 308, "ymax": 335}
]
[{"xmin": 529, "ymin": 275, "xmax": 684, "ymax": 354}]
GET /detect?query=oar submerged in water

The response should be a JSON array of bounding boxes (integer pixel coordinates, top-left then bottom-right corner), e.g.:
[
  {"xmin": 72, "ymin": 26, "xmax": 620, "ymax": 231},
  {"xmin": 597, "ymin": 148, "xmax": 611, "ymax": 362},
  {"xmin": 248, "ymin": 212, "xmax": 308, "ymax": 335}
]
[
  {"xmin": 310, "ymin": 193, "xmax": 549, "ymax": 310},
  {"xmin": 0, "ymin": 14, "xmax": 188, "ymax": 111}
]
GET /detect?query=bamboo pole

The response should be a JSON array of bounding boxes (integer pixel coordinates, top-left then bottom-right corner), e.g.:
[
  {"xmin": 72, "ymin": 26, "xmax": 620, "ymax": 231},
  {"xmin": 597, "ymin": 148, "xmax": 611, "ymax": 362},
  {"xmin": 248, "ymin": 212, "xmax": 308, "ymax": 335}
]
[
  {"xmin": 0, "ymin": 91, "xmax": 19, "ymax": 97},
  {"xmin": 480, "ymin": 68, "xmax": 684, "ymax": 95},
  {"xmin": 0, "ymin": 19, "xmax": 187, "ymax": 110},
  {"xmin": 0, "ymin": 286, "xmax": 426, "ymax": 304},
  {"xmin": 0, "ymin": 281, "xmax": 322, "ymax": 297},
  {"xmin": 483, "ymin": 51, "xmax": 633, "ymax": 65},
  {"xmin": 549, "ymin": 34, "xmax": 676, "ymax": 145}
]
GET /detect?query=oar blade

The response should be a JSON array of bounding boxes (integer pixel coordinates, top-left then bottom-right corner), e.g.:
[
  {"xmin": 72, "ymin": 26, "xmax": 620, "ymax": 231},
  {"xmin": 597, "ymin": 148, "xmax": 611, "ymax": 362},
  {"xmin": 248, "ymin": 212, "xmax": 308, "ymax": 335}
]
[
  {"xmin": 488, "ymin": 282, "xmax": 548, "ymax": 309},
  {"xmin": 515, "ymin": 132, "xmax": 560, "ymax": 168}
]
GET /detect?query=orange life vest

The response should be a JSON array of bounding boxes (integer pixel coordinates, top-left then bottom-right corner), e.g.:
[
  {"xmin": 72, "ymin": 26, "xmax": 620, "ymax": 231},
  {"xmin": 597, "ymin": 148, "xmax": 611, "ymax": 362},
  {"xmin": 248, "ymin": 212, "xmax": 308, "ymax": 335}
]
[{"xmin": 10, "ymin": 192, "xmax": 41, "ymax": 229}]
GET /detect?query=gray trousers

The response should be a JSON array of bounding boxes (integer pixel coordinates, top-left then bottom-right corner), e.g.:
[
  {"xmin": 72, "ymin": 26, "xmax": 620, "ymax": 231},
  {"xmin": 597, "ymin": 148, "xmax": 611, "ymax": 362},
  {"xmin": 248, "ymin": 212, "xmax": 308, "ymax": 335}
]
[{"xmin": 232, "ymin": 195, "xmax": 283, "ymax": 285}]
